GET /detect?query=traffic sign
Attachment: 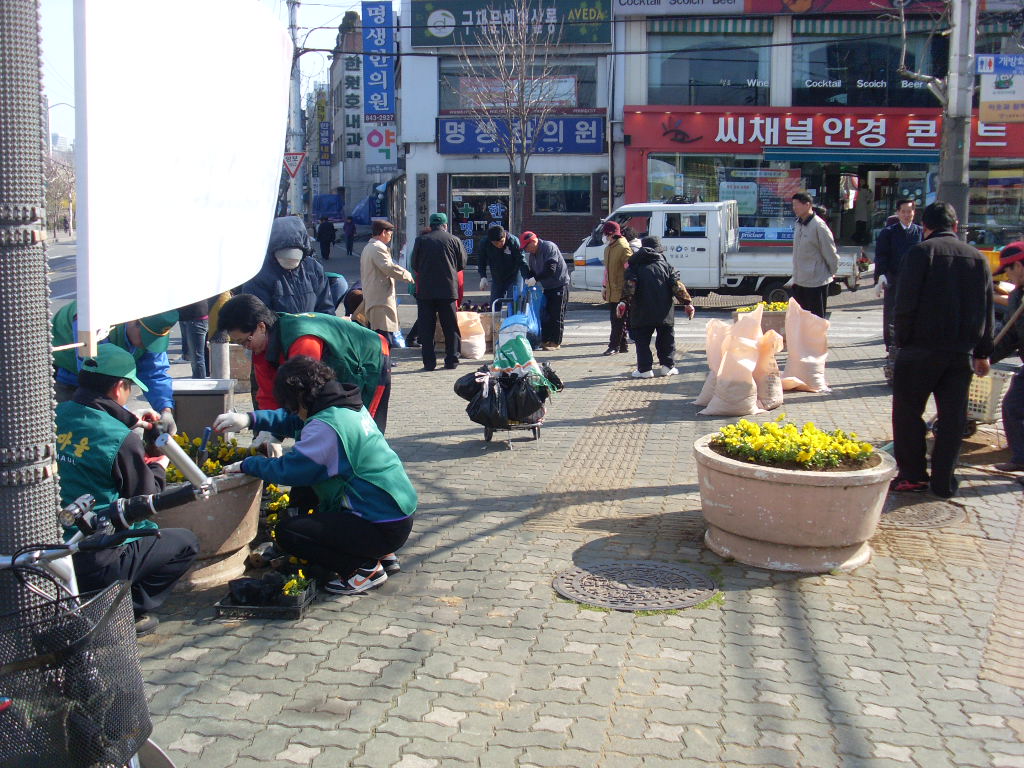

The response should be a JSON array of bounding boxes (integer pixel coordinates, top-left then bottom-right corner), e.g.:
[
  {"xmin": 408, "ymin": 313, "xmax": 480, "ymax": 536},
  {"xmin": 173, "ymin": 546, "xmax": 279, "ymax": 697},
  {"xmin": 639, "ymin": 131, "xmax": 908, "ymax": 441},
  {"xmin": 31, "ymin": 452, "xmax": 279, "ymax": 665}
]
[{"xmin": 283, "ymin": 152, "xmax": 306, "ymax": 178}]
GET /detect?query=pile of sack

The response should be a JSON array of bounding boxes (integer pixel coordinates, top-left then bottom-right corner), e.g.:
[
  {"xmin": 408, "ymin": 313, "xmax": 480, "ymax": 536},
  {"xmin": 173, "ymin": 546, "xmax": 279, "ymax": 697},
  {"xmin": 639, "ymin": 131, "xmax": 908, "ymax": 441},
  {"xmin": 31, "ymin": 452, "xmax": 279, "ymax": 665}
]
[
  {"xmin": 454, "ymin": 335, "xmax": 563, "ymax": 429},
  {"xmin": 695, "ymin": 298, "xmax": 830, "ymax": 417}
]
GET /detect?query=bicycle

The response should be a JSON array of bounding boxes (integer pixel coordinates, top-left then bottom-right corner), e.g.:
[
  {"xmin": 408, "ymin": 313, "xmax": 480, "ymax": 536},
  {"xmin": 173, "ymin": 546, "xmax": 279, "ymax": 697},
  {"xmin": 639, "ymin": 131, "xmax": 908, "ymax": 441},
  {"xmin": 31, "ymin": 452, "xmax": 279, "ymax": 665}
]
[{"xmin": 0, "ymin": 485, "xmax": 204, "ymax": 768}]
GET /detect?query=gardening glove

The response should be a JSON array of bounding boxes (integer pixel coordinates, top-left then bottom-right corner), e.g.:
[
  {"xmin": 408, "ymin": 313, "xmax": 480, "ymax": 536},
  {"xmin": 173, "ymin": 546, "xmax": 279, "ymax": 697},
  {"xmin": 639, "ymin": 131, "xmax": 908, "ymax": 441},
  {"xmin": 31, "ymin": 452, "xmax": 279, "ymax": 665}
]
[
  {"xmin": 252, "ymin": 431, "xmax": 284, "ymax": 458},
  {"xmin": 874, "ymin": 274, "xmax": 888, "ymax": 298},
  {"xmin": 615, "ymin": 302, "xmax": 627, "ymax": 319},
  {"xmin": 479, "ymin": 277, "xmax": 489, "ymax": 291},
  {"xmin": 158, "ymin": 409, "xmax": 177, "ymax": 436},
  {"xmin": 132, "ymin": 408, "xmax": 160, "ymax": 430},
  {"xmin": 223, "ymin": 461, "xmax": 245, "ymax": 474},
  {"xmin": 213, "ymin": 411, "xmax": 250, "ymax": 433},
  {"xmin": 525, "ymin": 277, "xmax": 537, "ymax": 287},
  {"xmin": 684, "ymin": 304, "xmax": 696, "ymax": 320}
]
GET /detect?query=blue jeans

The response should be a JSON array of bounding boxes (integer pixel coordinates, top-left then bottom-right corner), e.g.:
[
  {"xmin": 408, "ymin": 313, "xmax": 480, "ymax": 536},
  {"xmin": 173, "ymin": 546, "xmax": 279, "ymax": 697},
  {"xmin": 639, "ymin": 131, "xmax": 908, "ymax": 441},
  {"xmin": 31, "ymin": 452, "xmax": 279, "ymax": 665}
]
[
  {"xmin": 180, "ymin": 319, "xmax": 209, "ymax": 378},
  {"xmin": 1003, "ymin": 369, "xmax": 1024, "ymax": 464}
]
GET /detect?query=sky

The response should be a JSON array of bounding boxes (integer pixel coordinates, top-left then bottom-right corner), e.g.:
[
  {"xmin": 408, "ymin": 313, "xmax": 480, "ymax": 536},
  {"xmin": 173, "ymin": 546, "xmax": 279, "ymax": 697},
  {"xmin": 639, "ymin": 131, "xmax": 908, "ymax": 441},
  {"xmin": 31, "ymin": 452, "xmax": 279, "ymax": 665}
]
[{"xmin": 39, "ymin": 0, "xmax": 388, "ymax": 144}]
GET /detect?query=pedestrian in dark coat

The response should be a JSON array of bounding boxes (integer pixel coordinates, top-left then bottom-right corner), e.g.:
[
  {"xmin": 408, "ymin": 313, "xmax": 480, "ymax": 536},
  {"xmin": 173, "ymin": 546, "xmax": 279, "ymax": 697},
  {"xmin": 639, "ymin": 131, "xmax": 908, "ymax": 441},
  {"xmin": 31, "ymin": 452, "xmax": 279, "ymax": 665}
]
[
  {"xmin": 520, "ymin": 230, "xmax": 570, "ymax": 350},
  {"xmin": 477, "ymin": 226, "xmax": 529, "ymax": 306},
  {"xmin": 411, "ymin": 213, "xmax": 467, "ymax": 370},
  {"xmin": 874, "ymin": 198, "xmax": 923, "ymax": 354},
  {"xmin": 244, "ymin": 216, "xmax": 334, "ymax": 316},
  {"xmin": 890, "ymin": 202, "xmax": 994, "ymax": 499},
  {"xmin": 985, "ymin": 242, "xmax": 1024, "ymax": 474},
  {"xmin": 343, "ymin": 216, "xmax": 357, "ymax": 257},
  {"xmin": 316, "ymin": 216, "xmax": 336, "ymax": 261},
  {"xmin": 619, "ymin": 236, "xmax": 694, "ymax": 379}
]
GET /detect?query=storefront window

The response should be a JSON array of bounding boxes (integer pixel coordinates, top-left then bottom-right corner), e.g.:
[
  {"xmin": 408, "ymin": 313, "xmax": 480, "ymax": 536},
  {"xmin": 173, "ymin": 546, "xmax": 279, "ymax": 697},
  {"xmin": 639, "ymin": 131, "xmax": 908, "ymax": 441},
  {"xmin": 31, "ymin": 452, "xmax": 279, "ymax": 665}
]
[
  {"xmin": 450, "ymin": 175, "xmax": 510, "ymax": 260},
  {"xmin": 439, "ymin": 59, "xmax": 598, "ymax": 111},
  {"xmin": 648, "ymin": 33, "xmax": 771, "ymax": 106},
  {"xmin": 792, "ymin": 34, "xmax": 946, "ymax": 108},
  {"xmin": 534, "ymin": 174, "xmax": 591, "ymax": 214},
  {"xmin": 968, "ymin": 159, "xmax": 1024, "ymax": 249}
]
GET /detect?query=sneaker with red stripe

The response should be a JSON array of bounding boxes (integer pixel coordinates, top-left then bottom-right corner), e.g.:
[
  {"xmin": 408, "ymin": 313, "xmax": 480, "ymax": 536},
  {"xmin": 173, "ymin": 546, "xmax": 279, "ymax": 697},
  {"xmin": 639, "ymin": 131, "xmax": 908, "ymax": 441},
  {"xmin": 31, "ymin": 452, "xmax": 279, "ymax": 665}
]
[{"xmin": 889, "ymin": 478, "xmax": 928, "ymax": 493}]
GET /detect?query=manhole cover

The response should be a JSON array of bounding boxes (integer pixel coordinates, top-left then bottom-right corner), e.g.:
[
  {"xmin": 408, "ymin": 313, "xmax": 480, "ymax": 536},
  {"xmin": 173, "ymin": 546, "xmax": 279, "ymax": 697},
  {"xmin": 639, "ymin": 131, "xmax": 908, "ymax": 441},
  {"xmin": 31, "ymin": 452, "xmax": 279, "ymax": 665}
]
[
  {"xmin": 552, "ymin": 560, "xmax": 717, "ymax": 611},
  {"xmin": 879, "ymin": 496, "xmax": 966, "ymax": 529}
]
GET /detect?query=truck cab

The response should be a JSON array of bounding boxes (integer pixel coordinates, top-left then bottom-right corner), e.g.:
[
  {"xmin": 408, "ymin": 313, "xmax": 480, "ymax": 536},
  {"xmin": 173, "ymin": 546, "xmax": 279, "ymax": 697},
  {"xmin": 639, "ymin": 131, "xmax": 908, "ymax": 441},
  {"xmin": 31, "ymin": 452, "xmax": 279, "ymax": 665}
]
[{"xmin": 572, "ymin": 201, "xmax": 740, "ymax": 291}]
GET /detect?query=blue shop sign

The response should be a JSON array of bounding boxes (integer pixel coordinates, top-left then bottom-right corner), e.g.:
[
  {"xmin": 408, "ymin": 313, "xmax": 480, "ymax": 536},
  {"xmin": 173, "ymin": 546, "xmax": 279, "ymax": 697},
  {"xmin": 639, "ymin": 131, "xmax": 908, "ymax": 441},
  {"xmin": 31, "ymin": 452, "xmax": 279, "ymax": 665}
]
[
  {"xmin": 362, "ymin": 1, "xmax": 396, "ymax": 123},
  {"xmin": 438, "ymin": 116, "xmax": 604, "ymax": 154}
]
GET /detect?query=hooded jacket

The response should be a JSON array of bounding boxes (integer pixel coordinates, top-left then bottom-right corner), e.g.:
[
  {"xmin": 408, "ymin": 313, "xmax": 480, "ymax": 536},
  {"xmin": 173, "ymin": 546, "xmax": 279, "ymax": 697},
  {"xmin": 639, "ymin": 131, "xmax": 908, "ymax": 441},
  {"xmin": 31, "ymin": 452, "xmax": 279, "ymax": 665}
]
[
  {"xmin": 243, "ymin": 217, "xmax": 334, "ymax": 315},
  {"xmin": 623, "ymin": 247, "xmax": 691, "ymax": 327}
]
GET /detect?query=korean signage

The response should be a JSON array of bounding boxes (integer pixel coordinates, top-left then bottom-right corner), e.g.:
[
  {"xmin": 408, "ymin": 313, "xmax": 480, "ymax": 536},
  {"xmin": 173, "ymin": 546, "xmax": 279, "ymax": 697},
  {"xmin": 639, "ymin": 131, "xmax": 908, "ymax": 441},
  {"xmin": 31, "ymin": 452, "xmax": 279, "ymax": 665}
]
[
  {"xmin": 415, "ymin": 174, "xmax": 429, "ymax": 229},
  {"xmin": 411, "ymin": 0, "xmax": 610, "ymax": 46},
  {"xmin": 365, "ymin": 123, "xmax": 398, "ymax": 174},
  {"xmin": 319, "ymin": 121, "xmax": 331, "ymax": 167},
  {"xmin": 978, "ymin": 54, "xmax": 1024, "ymax": 124},
  {"xmin": 613, "ymin": 0, "xmax": 741, "ymax": 17},
  {"xmin": 624, "ymin": 107, "xmax": 1021, "ymax": 158},
  {"xmin": 362, "ymin": 1, "xmax": 395, "ymax": 123},
  {"xmin": 343, "ymin": 54, "xmax": 362, "ymax": 160},
  {"xmin": 438, "ymin": 116, "xmax": 605, "ymax": 154}
]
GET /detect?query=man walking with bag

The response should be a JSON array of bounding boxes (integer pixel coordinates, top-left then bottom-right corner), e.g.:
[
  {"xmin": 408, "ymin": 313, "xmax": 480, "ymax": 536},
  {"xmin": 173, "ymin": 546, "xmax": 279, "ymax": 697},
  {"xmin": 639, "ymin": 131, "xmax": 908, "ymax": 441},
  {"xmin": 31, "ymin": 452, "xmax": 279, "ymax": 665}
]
[{"xmin": 790, "ymin": 192, "xmax": 839, "ymax": 318}]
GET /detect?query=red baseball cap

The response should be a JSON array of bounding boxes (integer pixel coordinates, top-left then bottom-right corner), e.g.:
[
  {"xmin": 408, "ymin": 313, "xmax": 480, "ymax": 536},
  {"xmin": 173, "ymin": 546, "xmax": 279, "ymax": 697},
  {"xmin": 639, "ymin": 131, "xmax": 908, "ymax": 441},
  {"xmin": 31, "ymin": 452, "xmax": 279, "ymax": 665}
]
[
  {"xmin": 520, "ymin": 231, "xmax": 537, "ymax": 244},
  {"xmin": 998, "ymin": 241, "xmax": 1024, "ymax": 271}
]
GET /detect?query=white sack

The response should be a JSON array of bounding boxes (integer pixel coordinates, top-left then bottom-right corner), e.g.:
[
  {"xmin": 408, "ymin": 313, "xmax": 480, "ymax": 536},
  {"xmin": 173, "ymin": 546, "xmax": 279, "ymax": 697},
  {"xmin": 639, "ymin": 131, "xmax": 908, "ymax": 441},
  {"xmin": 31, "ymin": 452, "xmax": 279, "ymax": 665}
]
[
  {"xmin": 781, "ymin": 298, "xmax": 831, "ymax": 392},
  {"xmin": 699, "ymin": 333, "xmax": 764, "ymax": 417},
  {"xmin": 694, "ymin": 319, "xmax": 731, "ymax": 406},
  {"xmin": 753, "ymin": 330, "xmax": 784, "ymax": 411}
]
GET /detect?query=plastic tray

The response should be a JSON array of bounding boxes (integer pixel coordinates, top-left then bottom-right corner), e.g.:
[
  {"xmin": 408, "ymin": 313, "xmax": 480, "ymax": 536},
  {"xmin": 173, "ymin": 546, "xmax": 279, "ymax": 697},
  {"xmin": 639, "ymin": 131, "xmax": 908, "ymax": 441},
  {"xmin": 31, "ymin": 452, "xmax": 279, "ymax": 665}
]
[
  {"xmin": 966, "ymin": 369, "xmax": 1013, "ymax": 423},
  {"xmin": 214, "ymin": 585, "xmax": 316, "ymax": 620}
]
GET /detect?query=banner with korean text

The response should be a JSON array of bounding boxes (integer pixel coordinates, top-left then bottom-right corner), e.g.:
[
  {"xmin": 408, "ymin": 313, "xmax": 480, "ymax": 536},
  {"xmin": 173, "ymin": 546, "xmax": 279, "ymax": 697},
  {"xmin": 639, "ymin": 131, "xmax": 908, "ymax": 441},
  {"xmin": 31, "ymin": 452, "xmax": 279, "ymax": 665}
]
[
  {"xmin": 362, "ymin": 1, "xmax": 395, "ymax": 123},
  {"xmin": 438, "ymin": 116, "xmax": 605, "ymax": 154}
]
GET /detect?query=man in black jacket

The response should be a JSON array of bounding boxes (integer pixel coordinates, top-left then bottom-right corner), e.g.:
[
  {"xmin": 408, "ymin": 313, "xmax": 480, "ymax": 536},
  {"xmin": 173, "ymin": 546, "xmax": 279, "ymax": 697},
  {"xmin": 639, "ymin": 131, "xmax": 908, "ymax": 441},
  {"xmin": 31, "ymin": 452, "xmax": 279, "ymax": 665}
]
[
  {"xmin": 874, "ymin": 199, "xmax": 923, "ymax": 361},
  {"xmin": 478, "ymin": 226, "xmax": 529, "ymax": 306},
  {"xmin": 315, "ymin": 216, "xmax": 336, "ymax": 261},
  {"xmin": 890, "ymin": 202, "xmax": 993, "ymax": 498},
  {"xmin": 411, "ymin": 212, "xmax": 467, "ymax": 370},
  {"xmin": 988, "ymin": 242, "xmax": 1024, "ymax": 474},
  {"xmin": 619, "ymin": 236, "xmax": 695, "ymax": 378}
]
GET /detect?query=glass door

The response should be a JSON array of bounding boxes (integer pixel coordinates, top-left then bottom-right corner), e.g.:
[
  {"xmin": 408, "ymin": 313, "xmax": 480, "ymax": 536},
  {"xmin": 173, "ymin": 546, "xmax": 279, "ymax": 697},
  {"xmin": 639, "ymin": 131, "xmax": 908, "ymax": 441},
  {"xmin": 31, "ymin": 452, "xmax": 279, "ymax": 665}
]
[{"xmin": 450, "ymin": 175, "xmax": 510, "ymax": 264}]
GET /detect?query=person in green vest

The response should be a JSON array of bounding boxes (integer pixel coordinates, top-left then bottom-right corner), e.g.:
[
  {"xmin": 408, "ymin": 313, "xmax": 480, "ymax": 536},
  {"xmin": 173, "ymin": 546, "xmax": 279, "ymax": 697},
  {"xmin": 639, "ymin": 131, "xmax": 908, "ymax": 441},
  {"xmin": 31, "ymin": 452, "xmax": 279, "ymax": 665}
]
[
  {"xmin": 52, "ymin": 300, "xmax": 180, "ymax": 435},
  {"xmin": 55, "ymin": 344, "xmax": 199, "ymax": 635},
  {"xmin": 216, "ymin": 293, "xmax": 392, "ymax": 438},
  {"xmin": 214, "ymin": 355, "xmax": 415, "ymax": 595}
]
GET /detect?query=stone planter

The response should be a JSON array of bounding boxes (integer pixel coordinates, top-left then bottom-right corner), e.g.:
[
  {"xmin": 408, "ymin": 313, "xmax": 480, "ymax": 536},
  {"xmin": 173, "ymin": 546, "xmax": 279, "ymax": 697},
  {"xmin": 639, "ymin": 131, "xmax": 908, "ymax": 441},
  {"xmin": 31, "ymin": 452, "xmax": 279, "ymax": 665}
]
[
  {"xmin": 732, "ymin": 310, "xmax": 786, "ymax": 347},
  {"xmin": 159, "ymin": 473, "xmax": 263, "ymax": 590},
  {"xmin": 693, "ymin": 433, "xmax": 896, "ymax": 573}
]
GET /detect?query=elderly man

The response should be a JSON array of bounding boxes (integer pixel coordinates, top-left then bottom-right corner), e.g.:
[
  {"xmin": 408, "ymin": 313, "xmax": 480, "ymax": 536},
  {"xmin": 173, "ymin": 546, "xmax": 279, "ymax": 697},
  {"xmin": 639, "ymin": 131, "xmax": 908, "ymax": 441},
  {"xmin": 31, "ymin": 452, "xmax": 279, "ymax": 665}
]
[
  {"xmin": 360, "ymin": 219, "xmax": 413, "ymax": 348},
  {"xmin": 520, "ymin": 230, "xmax": 570, "ymax": 351},
  {"xmin": 411, "ymin": 212, "xmax": 467, "ymax": 371},
  {"xmin": 790, "ymin": 192, "xmax": 839, "ymax": 318},
  {"xmin": 52, "ymin": 301, "xmax": 179, "ymax": 434},
  {"xmin": 890, "ymin": 202, "xmax": 994, "ymax": 498}
]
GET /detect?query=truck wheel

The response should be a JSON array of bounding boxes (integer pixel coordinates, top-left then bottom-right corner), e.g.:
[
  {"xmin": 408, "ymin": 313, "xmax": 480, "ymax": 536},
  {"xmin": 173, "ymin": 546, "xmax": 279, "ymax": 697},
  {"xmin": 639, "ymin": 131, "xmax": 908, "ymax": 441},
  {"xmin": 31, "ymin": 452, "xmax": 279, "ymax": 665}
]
[{"xmin": 761, "ymin": 282, "xmax": 790, "ymax": 304}]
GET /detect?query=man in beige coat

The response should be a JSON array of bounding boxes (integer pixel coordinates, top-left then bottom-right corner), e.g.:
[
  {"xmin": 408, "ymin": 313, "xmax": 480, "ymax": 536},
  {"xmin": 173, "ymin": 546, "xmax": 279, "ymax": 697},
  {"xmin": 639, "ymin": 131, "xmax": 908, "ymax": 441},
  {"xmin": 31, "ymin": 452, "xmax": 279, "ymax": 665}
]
[{"xmin": 360, "ymin": 219, "xmax": 413, "ymax": 346}]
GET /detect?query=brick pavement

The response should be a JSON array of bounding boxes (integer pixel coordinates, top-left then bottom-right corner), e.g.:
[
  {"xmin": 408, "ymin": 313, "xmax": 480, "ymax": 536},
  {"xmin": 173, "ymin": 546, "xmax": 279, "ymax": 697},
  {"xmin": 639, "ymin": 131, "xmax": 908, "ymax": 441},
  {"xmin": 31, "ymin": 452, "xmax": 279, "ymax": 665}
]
[{"xmin": 144, "ymin": 293, "xmax": 1024, "ymax": 767}]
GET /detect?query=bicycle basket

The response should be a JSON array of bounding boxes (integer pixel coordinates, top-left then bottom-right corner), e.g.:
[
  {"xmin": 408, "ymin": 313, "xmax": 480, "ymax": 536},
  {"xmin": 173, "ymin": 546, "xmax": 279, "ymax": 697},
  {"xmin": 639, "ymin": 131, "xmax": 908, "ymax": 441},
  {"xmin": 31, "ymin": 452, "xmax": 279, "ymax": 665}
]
[{"xmin": 0, "ymin": 581, "xmax": 152, "ymax": 767}]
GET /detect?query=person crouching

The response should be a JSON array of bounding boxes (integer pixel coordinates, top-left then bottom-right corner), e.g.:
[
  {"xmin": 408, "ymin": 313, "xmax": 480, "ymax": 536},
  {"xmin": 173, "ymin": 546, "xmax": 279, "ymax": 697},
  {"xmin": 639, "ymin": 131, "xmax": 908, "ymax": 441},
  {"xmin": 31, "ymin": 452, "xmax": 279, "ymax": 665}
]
[{"xmin": 215, "ymin": 356, "xmax": 416, "ymax": 594}]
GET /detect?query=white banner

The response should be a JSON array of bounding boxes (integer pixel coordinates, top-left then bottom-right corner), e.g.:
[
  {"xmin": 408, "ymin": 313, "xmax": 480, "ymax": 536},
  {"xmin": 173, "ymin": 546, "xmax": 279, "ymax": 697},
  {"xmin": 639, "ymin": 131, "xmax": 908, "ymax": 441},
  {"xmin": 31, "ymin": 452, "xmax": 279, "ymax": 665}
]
[
  {"xmin": 612, "ymin": 0, "xmax": 742, "ymax": 16},
  {"xmin": 74, "ymin": 0, "xmax": 292, "ymax": 344}
]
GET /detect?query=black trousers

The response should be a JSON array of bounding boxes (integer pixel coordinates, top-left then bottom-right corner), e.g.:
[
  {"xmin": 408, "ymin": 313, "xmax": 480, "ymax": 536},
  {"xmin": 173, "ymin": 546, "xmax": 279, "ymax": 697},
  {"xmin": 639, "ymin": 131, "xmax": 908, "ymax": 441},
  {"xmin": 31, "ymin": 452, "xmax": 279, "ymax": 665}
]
[
  {"xmin": 791, "ymin": 283, "xmax": 828, "ymax": 318},
  {"xmin": 73, "ymin": 528, "xmax": 199, "ymax": 614},
  {"xmin": 608, "ymin": 304, "xmax": 629, "ymax": 351},
  {"xmin": 370, "ymin": 336, "xmax": 392, "ymax": 434},
  {"xmin": 542, "ymin": 285, "xmax": 568, "ymax": 345},
  {"xmin": 276, "ymin": 512, "xmax": 413, "ymax": 578},
  {"xmin": 892, "ymin": 347, "xmax": 973, "ymax": 497},
  {"xmin": 632, "ymin": 323, "xmax": 676, "ymax": 373},
  {"xmin": 318, "ymin": 240, "xmax": 331, "ymax": 261},
  {"xmin": 417, "ymin": 298, "xmax": 459, "ymax": 368},
  {"xmin": 882, "ymin": 279, "xmax": 898, "ymax": 351}
]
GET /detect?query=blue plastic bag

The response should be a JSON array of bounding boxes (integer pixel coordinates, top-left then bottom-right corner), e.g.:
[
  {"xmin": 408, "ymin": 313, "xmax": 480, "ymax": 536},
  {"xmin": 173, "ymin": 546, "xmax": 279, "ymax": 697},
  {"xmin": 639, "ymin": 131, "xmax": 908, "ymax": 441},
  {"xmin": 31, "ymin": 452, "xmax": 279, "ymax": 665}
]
[{"xmin": 524, "ymin": 286, "xmax": 546, "ymax": 337}]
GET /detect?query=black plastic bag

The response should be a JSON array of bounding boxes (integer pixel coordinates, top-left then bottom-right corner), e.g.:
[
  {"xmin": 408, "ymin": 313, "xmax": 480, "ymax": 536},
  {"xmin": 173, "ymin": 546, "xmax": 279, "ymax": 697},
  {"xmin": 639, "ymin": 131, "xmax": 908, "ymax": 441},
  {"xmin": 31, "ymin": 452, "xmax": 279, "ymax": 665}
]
[
  {"xmin": 540, "ymin": 362, "xmax": 564, "ymax": 392},
  {"xmin": 506, "ymin": 376, "xmax": 544, "ymax": 422},
  {"xmin": 454, "ymin": 365, "xmax": 489, "ymax": 401},
  {"xmin": 466, "ymin": 379, "xmax": 509, "ymax": 428}
]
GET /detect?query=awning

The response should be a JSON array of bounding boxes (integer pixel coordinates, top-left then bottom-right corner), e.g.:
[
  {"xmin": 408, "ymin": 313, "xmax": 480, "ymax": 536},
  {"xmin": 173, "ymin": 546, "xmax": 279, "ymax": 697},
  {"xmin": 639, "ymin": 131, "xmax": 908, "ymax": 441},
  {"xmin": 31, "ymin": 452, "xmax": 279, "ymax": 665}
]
[
  {"xmin": 792, "ymin": 18, "xmax": 943, "ymax": 35},
  {"xmin": 763, "ymin": 147, "xmax": 940, "ymax": 164},
  {"xmin": 649, "ymin": 18, "xmax": 772, "ymax": 35}
]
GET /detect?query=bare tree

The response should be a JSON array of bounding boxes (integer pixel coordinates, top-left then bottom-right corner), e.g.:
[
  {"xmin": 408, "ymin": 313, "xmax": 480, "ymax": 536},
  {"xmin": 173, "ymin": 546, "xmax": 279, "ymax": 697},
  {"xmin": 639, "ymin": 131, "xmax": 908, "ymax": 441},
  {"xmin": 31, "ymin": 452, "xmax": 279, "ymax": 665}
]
[
  {"xmin": 44, "ymin": 154, "xmax": 75, "ymax": 234},
  {"xmin": 447, "ymin": 0, "xmax": 565, "ymax": 236}
]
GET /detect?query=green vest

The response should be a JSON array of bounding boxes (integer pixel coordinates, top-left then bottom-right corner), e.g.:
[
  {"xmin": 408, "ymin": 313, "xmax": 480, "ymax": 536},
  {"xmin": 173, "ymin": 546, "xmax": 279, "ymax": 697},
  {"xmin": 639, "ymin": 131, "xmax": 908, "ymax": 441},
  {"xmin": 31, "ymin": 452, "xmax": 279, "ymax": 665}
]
[
  {"xmin": 55, "ymin": 401, "xmax": 158, "ymax": 540},
  {"xmin": 276, "ymin": 313, "xmax": 384, "ymax": 410},
  {"xmin": 51, "ymin": 300, "xmax": 140, "ymax": 376},
  {"xmin": 311, "ymin": 406, "xmax": 416, "ymax": 521}
]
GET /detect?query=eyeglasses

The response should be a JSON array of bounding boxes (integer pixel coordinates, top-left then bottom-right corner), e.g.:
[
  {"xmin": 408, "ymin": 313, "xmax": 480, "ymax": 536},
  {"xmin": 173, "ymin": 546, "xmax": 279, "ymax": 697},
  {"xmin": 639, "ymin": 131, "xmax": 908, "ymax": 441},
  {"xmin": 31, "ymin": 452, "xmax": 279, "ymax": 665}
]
[{"xmin": 229, "ymin": 331, "xmax": 255, "ymax": 348}]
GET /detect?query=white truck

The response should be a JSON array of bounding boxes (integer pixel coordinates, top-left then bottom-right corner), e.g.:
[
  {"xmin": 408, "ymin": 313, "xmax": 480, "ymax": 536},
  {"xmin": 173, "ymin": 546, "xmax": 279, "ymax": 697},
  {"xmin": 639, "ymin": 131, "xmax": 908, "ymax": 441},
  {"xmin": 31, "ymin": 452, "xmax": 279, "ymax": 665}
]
[{"xmin": 570, "ymin": 200, "xmax": 860, "ymax": 303}]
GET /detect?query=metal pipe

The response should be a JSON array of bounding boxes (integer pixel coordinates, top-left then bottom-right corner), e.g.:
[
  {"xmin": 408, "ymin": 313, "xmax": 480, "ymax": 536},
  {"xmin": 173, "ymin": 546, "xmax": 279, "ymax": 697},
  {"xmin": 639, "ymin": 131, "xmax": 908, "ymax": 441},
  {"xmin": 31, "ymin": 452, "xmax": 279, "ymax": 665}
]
[{"xmin": 155, "ymin": 433, "xmax": 213, "ymax": 490}]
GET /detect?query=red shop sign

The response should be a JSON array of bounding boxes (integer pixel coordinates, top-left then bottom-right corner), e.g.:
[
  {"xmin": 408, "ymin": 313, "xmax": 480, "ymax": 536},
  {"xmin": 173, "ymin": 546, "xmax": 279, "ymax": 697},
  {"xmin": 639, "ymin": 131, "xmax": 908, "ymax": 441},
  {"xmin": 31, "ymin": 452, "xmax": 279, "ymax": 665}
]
[
  {"xmin": 624, "ymin": 107, "xmax": 1021, "ymax": 158},
  {"xmin": 743, "ymin": 0, "xmax": 1005, "ymax": 13}
]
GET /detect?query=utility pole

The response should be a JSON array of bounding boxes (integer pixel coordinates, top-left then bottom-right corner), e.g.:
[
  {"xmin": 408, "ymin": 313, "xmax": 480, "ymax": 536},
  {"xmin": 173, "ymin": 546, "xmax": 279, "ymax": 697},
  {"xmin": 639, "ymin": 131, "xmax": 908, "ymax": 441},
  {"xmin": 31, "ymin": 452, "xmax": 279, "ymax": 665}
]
[
  {"xmin": 287, "ymin": 0, "xmax": 304, "ymax": 217},
  {"xmin": 937, "ymin": 0, "xmax": 979, "ymax": 234}
]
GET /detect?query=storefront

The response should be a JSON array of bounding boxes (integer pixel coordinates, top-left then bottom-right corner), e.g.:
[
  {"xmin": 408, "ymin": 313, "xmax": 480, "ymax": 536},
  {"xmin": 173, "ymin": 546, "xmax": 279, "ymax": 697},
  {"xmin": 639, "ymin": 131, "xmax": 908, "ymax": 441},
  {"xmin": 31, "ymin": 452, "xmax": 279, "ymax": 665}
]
[{"xmin": 623, "ymin": 106, "xmax": 1023, "ymax": 248}]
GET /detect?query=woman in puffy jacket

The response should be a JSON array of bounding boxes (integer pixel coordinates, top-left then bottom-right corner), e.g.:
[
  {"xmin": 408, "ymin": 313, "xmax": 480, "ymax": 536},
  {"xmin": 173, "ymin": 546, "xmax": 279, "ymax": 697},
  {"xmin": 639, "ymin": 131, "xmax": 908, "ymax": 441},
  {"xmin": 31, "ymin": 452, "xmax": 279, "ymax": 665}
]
[{"xmin": 243, "ymin": 216, "xmax": 334, "ymax": 315}]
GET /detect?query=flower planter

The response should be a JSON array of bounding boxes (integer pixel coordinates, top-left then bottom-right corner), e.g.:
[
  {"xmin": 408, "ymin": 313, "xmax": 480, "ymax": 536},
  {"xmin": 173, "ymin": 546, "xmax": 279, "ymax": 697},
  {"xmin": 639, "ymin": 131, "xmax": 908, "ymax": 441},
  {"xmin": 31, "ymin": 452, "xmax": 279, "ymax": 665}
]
[
  {"xmin": 693, "ymin": 433, "xmax": 896, "ymax": 573},
  {"xmin": 732, "ymin": 310, "xmax": 786, "ymax": 348},
  {"xmin": 159, "ymin": 473, "xmax": 263, "ymax": 590}
]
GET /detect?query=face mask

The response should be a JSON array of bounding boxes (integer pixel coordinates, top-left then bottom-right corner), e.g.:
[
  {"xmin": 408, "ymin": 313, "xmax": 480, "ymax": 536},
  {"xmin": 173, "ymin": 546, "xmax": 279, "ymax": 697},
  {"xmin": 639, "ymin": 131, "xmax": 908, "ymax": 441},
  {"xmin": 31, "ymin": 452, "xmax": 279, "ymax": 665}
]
[{"xmin": 274, "ymin": 248, "xmax": 303, "ymax": 270}]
